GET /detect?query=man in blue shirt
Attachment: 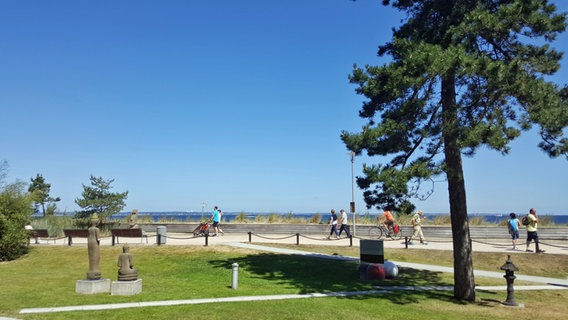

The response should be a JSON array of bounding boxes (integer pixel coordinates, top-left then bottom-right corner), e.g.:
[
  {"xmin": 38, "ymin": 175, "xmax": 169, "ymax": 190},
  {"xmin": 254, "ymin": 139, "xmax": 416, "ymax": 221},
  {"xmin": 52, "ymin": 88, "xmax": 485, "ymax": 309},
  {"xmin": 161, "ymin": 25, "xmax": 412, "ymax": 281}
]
[{"xmin": 209, "ymin": 206, "xmax": 224, "ymax": 236}]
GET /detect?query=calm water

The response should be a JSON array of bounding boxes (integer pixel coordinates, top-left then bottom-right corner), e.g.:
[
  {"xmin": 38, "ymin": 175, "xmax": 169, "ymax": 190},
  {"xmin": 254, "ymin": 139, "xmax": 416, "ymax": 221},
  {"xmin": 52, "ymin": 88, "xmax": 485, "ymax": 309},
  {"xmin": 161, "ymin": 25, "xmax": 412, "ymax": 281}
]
[{"xmin": 108, "ymin": 211, "xmax": 568, "ymax": 225}]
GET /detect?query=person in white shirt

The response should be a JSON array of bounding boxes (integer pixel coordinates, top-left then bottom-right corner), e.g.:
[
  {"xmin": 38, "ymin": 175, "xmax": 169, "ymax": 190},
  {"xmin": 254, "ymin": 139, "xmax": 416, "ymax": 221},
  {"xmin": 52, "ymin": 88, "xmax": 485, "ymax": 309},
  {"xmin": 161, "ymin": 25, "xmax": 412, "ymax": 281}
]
[{"xmin": 338, "ymin": 209, "xmax": 352, "ymax": 238}]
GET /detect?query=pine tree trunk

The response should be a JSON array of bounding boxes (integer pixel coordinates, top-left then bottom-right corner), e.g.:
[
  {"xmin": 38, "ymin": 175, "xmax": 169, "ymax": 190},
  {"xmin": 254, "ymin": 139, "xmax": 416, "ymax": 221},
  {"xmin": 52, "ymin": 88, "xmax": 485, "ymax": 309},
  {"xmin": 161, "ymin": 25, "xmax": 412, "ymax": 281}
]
[{"xmin": 441, "ymin": 72, "xmax": 476, "ymax": 301}]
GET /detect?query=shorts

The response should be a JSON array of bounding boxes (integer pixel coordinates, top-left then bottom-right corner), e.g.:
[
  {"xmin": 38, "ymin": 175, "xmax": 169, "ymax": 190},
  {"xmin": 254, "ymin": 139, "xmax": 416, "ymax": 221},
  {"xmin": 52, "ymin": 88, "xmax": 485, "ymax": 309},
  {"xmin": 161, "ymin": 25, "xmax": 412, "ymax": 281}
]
[
  {"xmin": 385, "ymin": 220, "xmax": 394, "ymax": 226},
  {"xmin": 527, "ymin": 231, "xmax": 539, "ymax": 242},
  {"xmin": 212, "ymin": 221, "xmax": 219, "ymax": 227},
  {"xmin": 510, "ymin": 230, "xmax": 519, "ymax": 240}
]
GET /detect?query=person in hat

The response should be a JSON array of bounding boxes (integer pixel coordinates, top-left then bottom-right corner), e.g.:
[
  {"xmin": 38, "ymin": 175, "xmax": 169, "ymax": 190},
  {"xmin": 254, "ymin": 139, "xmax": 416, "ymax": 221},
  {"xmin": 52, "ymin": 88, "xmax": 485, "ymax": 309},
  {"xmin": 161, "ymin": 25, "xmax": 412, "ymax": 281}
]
[{"xmin": 410, "ymin": 210, "xmax": 426, "ymax": 245}]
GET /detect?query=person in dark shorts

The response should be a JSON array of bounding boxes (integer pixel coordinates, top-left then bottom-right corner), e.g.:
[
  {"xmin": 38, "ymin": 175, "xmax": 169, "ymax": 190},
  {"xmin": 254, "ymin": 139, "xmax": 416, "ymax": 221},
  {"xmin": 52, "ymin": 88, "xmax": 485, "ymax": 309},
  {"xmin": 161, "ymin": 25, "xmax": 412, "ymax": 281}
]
[
  {"xmin": 525, "ymin": 208, "xmax": 544, "ymax": 253},
  {"xmin": 209, "ymin": 206, "xmax": 224, "ymax": 236}
]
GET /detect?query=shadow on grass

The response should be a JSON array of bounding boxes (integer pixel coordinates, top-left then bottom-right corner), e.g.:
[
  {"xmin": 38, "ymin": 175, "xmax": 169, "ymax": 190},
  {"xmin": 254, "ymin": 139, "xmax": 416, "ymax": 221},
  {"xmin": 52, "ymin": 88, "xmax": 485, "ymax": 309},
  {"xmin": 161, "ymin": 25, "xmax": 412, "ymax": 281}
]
[{"xmin": 208, "ymin": 253, "xmax": 455, "ymax": 304}]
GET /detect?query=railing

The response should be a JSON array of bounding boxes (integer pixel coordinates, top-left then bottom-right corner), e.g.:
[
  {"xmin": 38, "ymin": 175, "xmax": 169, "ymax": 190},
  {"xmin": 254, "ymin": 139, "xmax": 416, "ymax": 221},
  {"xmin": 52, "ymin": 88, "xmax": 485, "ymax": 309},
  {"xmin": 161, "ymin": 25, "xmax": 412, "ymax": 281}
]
[{"xmin": 136, "ymin": 223, "xmax": 568, "ymax": 240}]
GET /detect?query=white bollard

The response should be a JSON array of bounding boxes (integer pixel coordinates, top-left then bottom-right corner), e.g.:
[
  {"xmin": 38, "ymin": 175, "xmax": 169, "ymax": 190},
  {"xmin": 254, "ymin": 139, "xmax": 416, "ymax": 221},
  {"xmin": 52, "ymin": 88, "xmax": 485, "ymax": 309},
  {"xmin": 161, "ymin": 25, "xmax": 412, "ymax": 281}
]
[{"xmin": 231, "ymin": 263, "xmax": 239, "ymax": 289}]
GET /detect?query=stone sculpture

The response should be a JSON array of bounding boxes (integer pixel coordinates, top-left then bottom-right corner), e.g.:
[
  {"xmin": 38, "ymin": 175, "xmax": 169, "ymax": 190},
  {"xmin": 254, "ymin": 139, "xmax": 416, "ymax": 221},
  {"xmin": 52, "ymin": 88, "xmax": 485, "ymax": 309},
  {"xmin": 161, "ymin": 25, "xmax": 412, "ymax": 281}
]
[
  {"xmin": 117, "ymin": 245, "xmax": 138, "ymax": 281},
  {"xmin": 87, "ymin": 214, "xmax": 101, "ymax": 280}
]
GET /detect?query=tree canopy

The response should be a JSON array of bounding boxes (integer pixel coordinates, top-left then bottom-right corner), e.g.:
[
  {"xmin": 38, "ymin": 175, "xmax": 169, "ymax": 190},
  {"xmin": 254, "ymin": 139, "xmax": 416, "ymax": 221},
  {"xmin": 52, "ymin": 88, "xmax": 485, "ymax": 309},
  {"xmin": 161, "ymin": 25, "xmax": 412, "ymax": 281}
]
[
  {"xmin": 342, "ymin": 0, "xmax": 567, "ymax": 301},
  {"xmin": 28, "ymin": 174, "xmax": 60, "ymax": 216},
  {"xmin": 75, "ymin": 175, "xmax": 128, "ymax": 221}
]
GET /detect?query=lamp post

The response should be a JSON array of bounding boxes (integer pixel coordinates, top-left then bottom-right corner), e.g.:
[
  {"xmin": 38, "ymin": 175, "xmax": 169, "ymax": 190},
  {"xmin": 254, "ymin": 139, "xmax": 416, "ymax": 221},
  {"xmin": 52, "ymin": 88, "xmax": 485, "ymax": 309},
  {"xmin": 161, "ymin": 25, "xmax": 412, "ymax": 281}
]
[
  {"xmin": 201, "ymin": 202, "xmax": 207, "ymax": 217},
  {"xmin": 348, "ymin": 151, "xmax": 356, "ymax": 236}
]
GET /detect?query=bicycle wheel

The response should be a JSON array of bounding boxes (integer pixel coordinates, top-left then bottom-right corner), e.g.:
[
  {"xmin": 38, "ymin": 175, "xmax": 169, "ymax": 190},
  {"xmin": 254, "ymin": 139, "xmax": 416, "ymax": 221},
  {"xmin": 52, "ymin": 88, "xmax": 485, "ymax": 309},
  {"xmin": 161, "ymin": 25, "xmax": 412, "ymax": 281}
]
[{"xmin": 368, "ymin": 226, "xmax": 383, "ymax": 239}]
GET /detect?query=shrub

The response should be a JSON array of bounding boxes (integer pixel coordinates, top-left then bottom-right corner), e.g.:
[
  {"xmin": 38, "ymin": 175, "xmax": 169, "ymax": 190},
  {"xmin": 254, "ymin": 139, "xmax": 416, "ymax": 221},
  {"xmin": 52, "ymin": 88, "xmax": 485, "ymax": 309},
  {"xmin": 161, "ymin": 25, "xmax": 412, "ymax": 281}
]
[
  {"xmin": 0, "ymin": 182, "xmax": 34, "ymax": 261},
  {"xmin": 234, "ymin": 212, "xmax": 249, "ymax": 223},
  {"xmin": 309, "ymin": 213, "xmax": 321, "ymax": 224}
]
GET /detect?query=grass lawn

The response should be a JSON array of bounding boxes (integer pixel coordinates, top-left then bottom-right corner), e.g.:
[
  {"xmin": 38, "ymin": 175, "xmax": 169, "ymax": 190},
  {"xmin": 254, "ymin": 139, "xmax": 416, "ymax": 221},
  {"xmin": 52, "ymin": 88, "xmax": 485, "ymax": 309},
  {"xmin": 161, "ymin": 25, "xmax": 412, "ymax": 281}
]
[{"xmin": 0, "ymin": 244, "xmax": 566, "ymax": 320}]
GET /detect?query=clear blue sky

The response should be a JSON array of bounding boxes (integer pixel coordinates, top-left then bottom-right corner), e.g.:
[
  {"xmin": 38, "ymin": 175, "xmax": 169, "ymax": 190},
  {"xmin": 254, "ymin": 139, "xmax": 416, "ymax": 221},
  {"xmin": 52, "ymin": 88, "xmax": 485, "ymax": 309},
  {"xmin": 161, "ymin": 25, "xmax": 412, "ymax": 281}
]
[{"xmin": 1, "ymin": 0, "xmax": 567, "ymax": 215}]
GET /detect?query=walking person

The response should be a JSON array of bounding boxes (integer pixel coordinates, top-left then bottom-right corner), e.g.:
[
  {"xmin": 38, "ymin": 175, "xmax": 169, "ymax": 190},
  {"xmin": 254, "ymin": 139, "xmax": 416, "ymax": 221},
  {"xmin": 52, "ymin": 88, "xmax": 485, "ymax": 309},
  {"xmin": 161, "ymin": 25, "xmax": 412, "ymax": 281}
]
[
  {"xmin": 410, "ymin": 210, "xmax": 426, "ymax": 245},
  {"xmin": 209, "ymin": 206, "xmax": 224, "ymax": 236},
  {"xmin": 525, "ymin": 208, "xmax": 545, "ymax": 253},
  {"xmin": 507, "ymin": 212, "xmax": 521, "ymax": 250},
  {"xmin": 217, "ymin": 209, "xmax": 225, "ymax": 235},
  {"xmin": 326, "ymin": 209, "xmax": 340, "ymax": 240},
  {"xmin": 338, "ymin": 209, "xmax": 352, "ymax": 238}
]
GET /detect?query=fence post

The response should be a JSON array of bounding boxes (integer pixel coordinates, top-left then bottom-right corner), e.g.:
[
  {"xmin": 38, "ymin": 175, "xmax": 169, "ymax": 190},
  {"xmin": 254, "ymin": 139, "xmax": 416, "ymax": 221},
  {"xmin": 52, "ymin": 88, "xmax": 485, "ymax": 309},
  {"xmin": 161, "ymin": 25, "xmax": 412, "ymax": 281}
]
[
  {"xmin": 205, "ymin": 234, "xmax": 208, "ymax": 246},
  {"xmin": 296, "ymin": 233, "xmax": 300, "ymax": 245},
  {"xmin": 248, "ymin": 232, "xmax": 252, "ymax": 243},
  {"xmin": 349, "ymin": 235, "xmax": 353, "ymax": 247}
]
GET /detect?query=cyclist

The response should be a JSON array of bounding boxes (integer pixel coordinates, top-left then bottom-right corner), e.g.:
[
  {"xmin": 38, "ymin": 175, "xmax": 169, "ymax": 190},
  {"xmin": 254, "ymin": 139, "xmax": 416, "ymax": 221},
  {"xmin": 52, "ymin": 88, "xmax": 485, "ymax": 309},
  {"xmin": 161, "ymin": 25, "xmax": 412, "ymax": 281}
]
[{"xmin": 379, "ymin": 209, "xmax": 395, "ymax": 236}]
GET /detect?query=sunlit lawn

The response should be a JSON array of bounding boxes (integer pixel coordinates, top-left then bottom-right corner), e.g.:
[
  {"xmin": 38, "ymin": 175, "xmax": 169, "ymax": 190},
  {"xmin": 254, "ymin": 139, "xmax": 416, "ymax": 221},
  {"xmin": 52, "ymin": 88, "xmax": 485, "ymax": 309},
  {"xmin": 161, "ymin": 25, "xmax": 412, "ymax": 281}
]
[{"xmin": 0, "ymin": 244, "xmax": 566, "ymax": 320}]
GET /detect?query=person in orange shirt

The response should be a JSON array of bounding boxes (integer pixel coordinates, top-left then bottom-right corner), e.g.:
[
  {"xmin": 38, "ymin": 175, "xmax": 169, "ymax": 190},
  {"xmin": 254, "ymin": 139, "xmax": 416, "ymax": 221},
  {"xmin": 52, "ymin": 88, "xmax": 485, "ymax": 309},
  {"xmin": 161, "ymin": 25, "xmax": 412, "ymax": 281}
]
[{"xmin": 379, "ymin": 209, "xmax": 395, "ymax": 235}]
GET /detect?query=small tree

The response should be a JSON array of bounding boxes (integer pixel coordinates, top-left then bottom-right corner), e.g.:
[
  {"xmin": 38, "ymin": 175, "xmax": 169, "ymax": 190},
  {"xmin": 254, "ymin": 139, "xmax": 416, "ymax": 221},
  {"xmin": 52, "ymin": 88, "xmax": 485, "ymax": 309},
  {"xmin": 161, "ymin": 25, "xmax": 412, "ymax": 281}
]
[
  {"xmin": 75, "ymin": 175, "xmax": 128, "ymax": 221},
  {"xmin": 28, "ymin": 174, "xmax": 61, "ymax": 216},
  {"xmin": 0, "ymin": 162, "xmax": 34, "ymax": 261}
]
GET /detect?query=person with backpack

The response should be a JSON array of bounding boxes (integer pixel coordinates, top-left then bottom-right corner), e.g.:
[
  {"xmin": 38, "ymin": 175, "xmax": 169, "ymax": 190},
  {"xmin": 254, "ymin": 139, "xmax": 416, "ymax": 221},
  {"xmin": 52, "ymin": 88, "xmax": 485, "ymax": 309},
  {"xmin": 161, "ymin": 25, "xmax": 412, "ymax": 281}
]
[
  {"xmin": 525, "ymin": 208, "xmax": 545, "ymax": 253},
  {"xmin": 507, "ymin": 212, "xmax": 521, "ymax": 250}
]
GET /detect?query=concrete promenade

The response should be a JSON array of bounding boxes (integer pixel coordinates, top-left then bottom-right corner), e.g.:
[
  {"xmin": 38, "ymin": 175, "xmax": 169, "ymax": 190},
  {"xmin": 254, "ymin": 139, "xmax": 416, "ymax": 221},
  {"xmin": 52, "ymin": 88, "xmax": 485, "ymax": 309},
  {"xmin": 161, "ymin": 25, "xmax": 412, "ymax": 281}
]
[{"xmin": 39, "ymin": 229, "xmax": 568, "ymax": 255}]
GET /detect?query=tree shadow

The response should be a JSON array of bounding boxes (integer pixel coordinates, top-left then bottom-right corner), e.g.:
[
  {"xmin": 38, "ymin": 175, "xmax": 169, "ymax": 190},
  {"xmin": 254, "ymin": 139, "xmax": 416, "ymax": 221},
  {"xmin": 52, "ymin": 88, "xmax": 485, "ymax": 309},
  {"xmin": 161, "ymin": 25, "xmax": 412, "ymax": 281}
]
[{"xmin": 208, "ymin": 253, "xmax": 456, "ymax": 304}]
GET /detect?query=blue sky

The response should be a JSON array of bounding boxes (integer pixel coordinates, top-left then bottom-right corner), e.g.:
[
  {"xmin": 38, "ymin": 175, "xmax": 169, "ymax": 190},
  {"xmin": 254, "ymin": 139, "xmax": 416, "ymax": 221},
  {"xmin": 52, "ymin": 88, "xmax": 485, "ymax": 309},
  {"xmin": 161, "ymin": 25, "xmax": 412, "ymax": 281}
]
[{"xmin": 1, "ymin": 0, "xmax": 567, "ymax": 215}]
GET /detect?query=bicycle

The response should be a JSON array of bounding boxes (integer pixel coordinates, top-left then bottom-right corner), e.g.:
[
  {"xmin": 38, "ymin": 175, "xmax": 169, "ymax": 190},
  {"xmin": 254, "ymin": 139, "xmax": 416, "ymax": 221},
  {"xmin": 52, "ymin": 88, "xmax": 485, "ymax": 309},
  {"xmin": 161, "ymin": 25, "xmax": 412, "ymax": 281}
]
[{"xmin": 368, "ymin": 223, "xmax": 403, "ymax": 240}]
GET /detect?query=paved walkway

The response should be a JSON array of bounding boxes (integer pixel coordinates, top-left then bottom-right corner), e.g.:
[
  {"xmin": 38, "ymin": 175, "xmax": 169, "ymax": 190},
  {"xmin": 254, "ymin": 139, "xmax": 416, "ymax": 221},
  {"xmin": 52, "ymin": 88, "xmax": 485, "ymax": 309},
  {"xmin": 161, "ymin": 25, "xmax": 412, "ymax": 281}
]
[
  {"xmin": 15, "ymin": 235, "xmax": 567, "ymax": 316},
  {"xmin": 39, "ymin": 231, "xmax": 568, "ymax": 255}
]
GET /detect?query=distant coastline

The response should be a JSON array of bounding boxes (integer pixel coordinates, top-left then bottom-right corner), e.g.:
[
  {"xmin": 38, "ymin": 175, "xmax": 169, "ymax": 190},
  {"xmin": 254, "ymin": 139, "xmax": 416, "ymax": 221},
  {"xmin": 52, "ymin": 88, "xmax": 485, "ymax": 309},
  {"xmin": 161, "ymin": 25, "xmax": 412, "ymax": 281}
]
[{"xmin": 105, "ymin": 211, "xmax": 568, "ymax": 225}]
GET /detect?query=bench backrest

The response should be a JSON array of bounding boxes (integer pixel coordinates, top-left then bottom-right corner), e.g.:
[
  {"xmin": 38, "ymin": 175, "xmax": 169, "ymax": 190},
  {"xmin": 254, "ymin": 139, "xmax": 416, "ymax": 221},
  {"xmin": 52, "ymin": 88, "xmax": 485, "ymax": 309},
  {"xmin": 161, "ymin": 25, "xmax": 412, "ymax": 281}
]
[
  {"xmin": 63, "ymin": 229, "xmax": 89, "ymax": 237},
  {"xmin": 28, "ymin": 229, "xmax": 50, "ymax": 238},
  {"xmin": 111, "ymin": 228, "xmax": 143, "ymax": 237}
]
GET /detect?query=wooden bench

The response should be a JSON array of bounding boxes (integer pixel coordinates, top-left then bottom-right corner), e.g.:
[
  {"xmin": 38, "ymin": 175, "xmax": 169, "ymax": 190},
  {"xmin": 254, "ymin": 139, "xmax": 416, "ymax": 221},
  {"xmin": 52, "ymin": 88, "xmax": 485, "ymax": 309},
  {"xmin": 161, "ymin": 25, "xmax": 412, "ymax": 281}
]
[
  {"xmin": 63, "ymin": 229, "xmax": 89, "ymax": 246},
  {"xmin": 111, "ymin": 228, "xmax": 148, "ymax": 246},
  {"xmin": 27, "ymin": 229, "xmax": 57, "ymax": 244}
]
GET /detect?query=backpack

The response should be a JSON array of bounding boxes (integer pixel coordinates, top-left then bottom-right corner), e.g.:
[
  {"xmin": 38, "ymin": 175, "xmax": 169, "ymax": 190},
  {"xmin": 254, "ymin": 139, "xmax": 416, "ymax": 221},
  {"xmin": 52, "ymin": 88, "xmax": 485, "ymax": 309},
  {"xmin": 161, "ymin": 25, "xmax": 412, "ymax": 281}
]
[
  {"xmin": 393, "ymin": 225, "xmax": 400, "ymax": 234},
  {"xmin": 521, "ymin": 215, "xmax": 530, "ymax": 226}
]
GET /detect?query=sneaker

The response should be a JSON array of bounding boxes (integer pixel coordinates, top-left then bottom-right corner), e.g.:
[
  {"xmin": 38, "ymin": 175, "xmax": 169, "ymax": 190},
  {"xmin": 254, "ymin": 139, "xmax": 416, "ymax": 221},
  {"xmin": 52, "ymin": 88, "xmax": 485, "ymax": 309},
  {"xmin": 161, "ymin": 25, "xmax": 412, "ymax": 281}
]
[
  {"xmin": 526, "ymin": 249, "xmax": 533, "ymax": 252},
  {"xmin": 221, "ymin": 231, "xmax": 225, "ymax": 236},
  {"xmin": 537, "ymin": 250, "xmax": 546, "ymax": 253},
  {"xmin": 326, "ymin": 236, "xmax": 330, "ymax": 240}
]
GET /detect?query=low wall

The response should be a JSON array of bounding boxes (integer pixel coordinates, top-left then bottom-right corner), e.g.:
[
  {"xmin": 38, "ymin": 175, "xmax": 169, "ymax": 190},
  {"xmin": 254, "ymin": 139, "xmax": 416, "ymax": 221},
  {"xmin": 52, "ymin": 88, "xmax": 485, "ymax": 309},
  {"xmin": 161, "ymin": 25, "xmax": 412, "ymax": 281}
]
[{"xmin": 130, "ymin": 223, "xmax": 568, "ymax": 241}]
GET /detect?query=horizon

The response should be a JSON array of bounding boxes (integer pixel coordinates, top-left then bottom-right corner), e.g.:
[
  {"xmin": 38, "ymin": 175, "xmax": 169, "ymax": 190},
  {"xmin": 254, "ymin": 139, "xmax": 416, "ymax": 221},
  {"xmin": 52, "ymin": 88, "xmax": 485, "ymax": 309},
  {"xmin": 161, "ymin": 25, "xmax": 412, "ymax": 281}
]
[{"xmin": 2, "ymin": 1, "xmax": 568, "ymax": 216}]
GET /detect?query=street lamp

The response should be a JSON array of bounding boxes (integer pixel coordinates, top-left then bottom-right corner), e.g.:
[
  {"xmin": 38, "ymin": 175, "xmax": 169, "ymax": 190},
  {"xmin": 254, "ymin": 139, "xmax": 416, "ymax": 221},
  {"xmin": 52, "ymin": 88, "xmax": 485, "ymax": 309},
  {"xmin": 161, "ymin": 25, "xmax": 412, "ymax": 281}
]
[{"xmin": 348, "ymin": 151, "xmax": 356, "ymax": 236}]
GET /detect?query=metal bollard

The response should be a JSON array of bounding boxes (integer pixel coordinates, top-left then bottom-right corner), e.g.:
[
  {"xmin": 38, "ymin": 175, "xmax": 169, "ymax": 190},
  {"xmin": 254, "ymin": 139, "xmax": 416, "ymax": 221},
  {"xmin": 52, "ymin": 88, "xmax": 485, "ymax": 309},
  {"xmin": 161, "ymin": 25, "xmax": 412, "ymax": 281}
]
[{"xmin": 232, "ymin": 263, "xmax": 239, "ymax": 289}]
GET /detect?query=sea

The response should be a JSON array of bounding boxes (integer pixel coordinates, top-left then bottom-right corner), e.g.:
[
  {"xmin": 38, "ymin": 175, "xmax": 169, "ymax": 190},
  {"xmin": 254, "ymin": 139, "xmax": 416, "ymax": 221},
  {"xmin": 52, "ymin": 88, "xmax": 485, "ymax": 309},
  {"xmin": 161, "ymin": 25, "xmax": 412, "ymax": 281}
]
[{"xmin": 106, "ymin": 211, "xmax": 568, "ymax": 225}]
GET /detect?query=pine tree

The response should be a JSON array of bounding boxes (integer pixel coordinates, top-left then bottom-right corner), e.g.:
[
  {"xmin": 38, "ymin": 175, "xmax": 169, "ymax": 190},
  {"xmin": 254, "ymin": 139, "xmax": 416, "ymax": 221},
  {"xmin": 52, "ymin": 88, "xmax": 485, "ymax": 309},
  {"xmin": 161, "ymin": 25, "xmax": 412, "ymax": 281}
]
[{"xmin": 342, "ymin": 0, "xmax": 567, "ymax": 301}]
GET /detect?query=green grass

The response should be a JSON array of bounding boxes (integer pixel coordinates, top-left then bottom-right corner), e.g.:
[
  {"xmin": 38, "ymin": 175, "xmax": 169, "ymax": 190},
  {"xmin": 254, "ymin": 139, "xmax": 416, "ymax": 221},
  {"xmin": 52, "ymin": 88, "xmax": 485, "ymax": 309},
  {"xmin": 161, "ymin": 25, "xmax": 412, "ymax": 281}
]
[{"xmin": 1, "ymin": 245, "xmax": 567, "ymax": 320}]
